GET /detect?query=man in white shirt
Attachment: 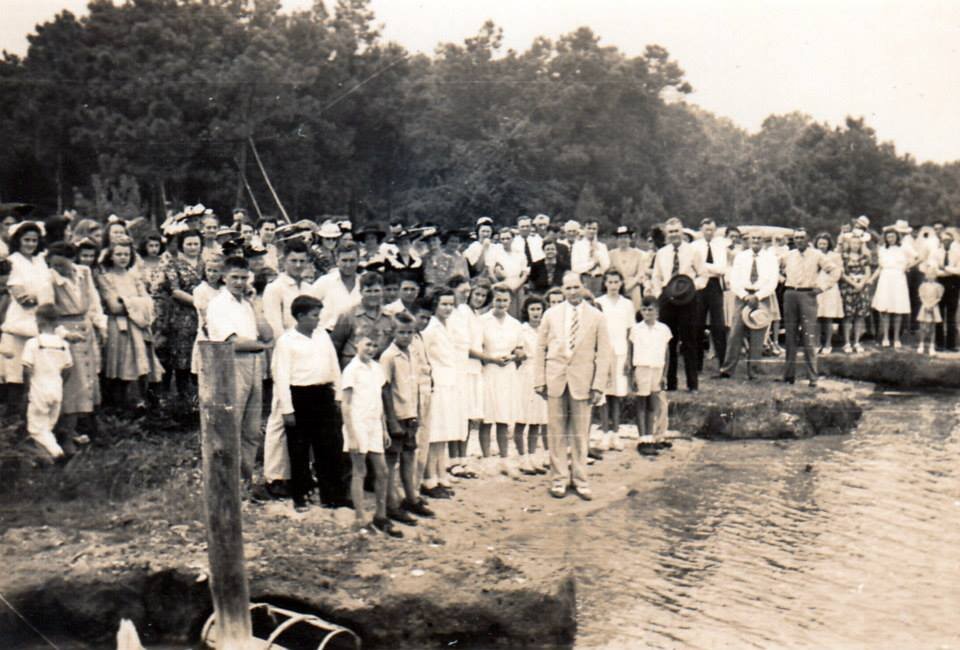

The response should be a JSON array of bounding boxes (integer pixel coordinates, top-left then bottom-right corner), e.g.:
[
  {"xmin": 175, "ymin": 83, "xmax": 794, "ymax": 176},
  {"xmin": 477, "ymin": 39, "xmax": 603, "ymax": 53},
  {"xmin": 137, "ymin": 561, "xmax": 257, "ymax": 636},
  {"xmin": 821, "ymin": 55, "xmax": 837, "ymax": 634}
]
[
  {"xmin": 650, "ymin": 217, "xmax": 707, "ymax": 391},
  {"xmin": 533, "ymin": 213, "xmax": 551, "ymax": 238},
  {"xmin": 260, "ymin": 239, "xmax": 312, "ymax": 494},
  {"xmin": 510, "ymin": 216, "xmax": 545, "ymax": 265},
  {"xmin": 272, "ymin": 294, "xmax": 343, "ymax": 509},
  {"xmin": 311, "ymin": 241, "xmax": 362, "ymax": 330},
  {"xmin": 717, "ymin": 233, "xmax": 779, "ymax": 379},
  {"xmin": 206, "ymin": 256, "xmax": 273, "ymax": 482},
  {"xmin": 690, "ymin": 218, "xmax": 729, "ymax": 371},
  {"xmin": 571, "ymin": 220, "xmax": 610, "ymax": 296}
]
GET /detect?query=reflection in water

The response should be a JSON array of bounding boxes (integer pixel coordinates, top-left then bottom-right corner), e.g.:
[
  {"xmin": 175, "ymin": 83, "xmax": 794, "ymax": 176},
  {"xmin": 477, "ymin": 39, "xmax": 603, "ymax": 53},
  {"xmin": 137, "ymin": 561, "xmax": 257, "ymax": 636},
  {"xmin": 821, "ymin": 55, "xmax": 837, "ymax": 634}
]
[{"xmin": 516, "ymin": 394, "xmax": 960, "ymax": 649}]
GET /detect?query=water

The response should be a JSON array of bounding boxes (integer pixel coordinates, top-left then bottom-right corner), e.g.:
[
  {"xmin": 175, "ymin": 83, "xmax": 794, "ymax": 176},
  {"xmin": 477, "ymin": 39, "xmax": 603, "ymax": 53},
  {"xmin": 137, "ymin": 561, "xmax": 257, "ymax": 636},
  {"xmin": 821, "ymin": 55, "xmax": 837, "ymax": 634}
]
[{"xmin": 524, "ymin": 391, "xmax": 960, "ymax": 649}]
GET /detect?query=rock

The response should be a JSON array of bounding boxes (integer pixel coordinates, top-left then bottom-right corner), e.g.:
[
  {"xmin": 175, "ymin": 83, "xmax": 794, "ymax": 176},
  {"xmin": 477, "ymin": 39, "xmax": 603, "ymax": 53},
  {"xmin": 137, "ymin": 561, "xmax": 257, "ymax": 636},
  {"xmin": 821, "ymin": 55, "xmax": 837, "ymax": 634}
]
[
  {"xmin": 820, "ymin": 349, "xmax": 960, "ymax": 388},
  {"xmin": 665, "ymin": 381, "xmax": 862, "ymax": 440}
]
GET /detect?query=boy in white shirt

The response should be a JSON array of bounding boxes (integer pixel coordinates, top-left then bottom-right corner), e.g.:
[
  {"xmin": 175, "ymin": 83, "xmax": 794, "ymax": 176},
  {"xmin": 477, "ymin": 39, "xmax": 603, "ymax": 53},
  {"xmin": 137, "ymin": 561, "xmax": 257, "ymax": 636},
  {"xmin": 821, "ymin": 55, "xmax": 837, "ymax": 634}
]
[
  {"xmin": 341, "ymin": 335, "xmax": 401, "ymax": 537},
  {"xmin": 272, "ymin": 295, "xmax": 342, "ymax": 511},
  {"xmin": 627, "ymin": 296, "xmax": 671, "ymax": 445},
  {"xmin": 21, "ymin": 304, "xmax": 73, "ymax": 460}
]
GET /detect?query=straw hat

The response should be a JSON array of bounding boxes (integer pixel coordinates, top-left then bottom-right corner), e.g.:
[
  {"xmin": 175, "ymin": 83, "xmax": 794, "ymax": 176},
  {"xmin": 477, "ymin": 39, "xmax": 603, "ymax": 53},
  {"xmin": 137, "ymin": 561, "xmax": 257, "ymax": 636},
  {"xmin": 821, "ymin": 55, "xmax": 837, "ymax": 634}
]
[{"xmin": 741, "ymin": 305, "xmax": 772, "ymax": 330}]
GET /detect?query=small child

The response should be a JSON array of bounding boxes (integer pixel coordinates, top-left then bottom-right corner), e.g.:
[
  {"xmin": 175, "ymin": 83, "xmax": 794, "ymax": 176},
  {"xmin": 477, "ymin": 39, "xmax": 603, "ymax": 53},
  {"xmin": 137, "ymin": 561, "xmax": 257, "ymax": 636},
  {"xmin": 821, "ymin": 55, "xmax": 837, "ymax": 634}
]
[
  {"xmin": 21, "ymin": 304, "xmax": 73, "ymax": 460},
  {"xmin": 341, "ymin": 335, "xmax": 401, "ymax": 537},
  {"xmin": 380, "ymin": 312, "xmax": 434, "ymax": 523},
  {"xmin": 917, "ymin": 264, "xmax": 944, "ymax": 356},
  {"xmin": 627, "ymin": 296, "xmax": 671, "ymax": 445}
]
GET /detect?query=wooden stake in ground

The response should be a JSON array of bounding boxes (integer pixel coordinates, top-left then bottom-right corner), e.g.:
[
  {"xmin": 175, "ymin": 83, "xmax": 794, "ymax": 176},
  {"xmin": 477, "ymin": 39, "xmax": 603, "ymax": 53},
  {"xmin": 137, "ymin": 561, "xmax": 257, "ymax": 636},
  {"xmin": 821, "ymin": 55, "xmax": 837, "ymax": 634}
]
[
  {"xmin": 198, "ymin": 341, "xmax": 254, "ymax": 649},
  {"xmin": 248, "ymin": 137, "xmax": 291, "ymax": 224}
]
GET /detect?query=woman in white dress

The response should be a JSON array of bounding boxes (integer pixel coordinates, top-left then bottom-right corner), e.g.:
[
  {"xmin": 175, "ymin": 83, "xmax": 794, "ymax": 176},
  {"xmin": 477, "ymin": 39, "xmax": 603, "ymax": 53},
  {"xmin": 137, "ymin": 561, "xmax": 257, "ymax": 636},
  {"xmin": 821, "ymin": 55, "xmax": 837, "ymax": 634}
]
[
  {"xmin": 463, "ymin": 217, "xmax": 507, "ymax": 280},
  {"xmin": 477, "ymin": 283, "xmax": 524, "ymax": 478},
  {"xmin": 870, "ymin": 227, "xmax": 912, "ymax": 348},
  {"xmin": 447, "ymin": 274, "xmax": 489, "ymax": 479},
  {"xmin": 1, "ymin": 222, "xmax": 54, "ymax": 416},
  {"xmin": 420, "ymin": 288, "xmax": 467, "ymax": 497},
  {"xmin": 495, "ymin": 228, "xmax": 530, "ymax": 319},
  {"xmin": 595, "ymin": 270, "xmax": 635, "ymax": 451},
  {"xmin": 814, "ymin": 233, "xmax": 844, "ymax": 355},
  {"xmin": 515, "ymin": 295, "xmax": 549, "ymax": 475}
]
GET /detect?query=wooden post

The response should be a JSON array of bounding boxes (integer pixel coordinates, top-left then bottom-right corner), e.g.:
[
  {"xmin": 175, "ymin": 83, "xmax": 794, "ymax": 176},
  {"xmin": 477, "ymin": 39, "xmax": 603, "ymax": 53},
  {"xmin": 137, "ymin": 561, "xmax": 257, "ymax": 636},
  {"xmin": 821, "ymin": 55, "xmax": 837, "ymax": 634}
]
[{"xmin": 199, "ymin": 341, "xmax": 254, "ymax": 649}]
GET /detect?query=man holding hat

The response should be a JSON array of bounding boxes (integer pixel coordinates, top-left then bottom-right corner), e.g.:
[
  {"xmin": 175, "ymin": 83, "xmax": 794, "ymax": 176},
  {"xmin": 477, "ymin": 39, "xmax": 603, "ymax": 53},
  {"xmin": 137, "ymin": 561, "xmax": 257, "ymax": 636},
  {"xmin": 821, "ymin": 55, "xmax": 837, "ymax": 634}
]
[
  {"xmin": 781, "ymin": 228, "xmax": 828, "ymax": 387},
  {"xmin": 650, "ymin": 217, "xmax": 706, "ymax": 391},
  {"xmin": 717, "ymin": 232, "xmax": 779, "ymax": 379}
]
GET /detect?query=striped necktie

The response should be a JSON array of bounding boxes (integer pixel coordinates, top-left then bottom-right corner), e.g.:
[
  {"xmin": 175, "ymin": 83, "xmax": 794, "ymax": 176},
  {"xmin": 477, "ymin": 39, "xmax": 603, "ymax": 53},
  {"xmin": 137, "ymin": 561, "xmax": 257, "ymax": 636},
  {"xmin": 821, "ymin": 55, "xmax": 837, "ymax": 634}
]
[
  {"xmin": 569, "ymin": 305, "xmax": 579, "ymax": 353},
  {"xmin": 671, "ymin": 244, "xmax": 681, "ymax": 277}
]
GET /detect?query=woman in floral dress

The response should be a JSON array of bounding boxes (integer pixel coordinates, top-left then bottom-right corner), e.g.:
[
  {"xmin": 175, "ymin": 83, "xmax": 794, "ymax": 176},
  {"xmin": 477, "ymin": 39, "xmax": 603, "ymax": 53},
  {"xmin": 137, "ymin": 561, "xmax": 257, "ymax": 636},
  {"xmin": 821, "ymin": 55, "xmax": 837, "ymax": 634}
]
[
  {"xmin": 159, "ymin": 229, "xmax": 203, "ymax": 398},
  {"xmin": 839, "ymin": 233, "xmax": 872, "ymax": 353}
]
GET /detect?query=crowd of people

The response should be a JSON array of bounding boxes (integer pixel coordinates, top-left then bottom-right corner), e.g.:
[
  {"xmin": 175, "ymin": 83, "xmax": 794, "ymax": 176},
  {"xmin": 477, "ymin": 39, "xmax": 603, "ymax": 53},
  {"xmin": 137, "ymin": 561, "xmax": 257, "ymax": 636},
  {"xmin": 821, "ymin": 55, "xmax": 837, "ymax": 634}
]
[{"xmin": 1, "ymin": 204, "xmax": 956, "ymax": 535}]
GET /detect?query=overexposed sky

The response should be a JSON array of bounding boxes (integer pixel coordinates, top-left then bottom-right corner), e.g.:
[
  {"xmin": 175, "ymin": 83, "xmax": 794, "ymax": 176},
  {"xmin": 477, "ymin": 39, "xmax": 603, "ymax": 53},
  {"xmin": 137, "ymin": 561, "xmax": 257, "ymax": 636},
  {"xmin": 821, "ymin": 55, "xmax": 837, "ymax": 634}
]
[{"xmin": 3, "ymin": 0, "xmax": 959, "ymax": 163}]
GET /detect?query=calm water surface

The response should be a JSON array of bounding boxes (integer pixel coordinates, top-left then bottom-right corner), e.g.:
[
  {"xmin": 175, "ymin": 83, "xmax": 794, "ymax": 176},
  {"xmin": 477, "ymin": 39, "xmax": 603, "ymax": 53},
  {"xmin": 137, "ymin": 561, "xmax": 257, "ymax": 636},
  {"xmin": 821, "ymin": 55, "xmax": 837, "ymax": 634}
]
[{"xmin": 520, "ymin": 391, "xmax": 960, "ymax": 649}]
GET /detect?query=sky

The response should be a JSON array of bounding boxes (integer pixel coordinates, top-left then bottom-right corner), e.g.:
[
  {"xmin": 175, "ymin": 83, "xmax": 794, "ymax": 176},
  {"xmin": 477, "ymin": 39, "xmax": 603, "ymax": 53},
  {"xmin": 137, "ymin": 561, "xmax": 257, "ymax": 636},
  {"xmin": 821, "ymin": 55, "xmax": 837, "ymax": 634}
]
[{"xmin": 3, "ymin": 0, "xmax": 959, "ymax": 163}]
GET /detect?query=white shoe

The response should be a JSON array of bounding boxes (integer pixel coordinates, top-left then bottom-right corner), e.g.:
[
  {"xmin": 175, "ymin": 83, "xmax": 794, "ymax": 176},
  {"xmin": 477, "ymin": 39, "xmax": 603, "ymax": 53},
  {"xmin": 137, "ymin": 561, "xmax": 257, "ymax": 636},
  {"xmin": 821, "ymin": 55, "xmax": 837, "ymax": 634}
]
[
  {"xmin": 821, "ymin": 346, "xmax": 832, "ymax": 356},
  {"xmin": 499, "ymin": 458, "xmax": 520, "ymax": 479},
  {"xmin": 918, "ymin": 344, "xmax": 925, "ymax": 354},
  {"xmin": 929, "ymin": 348, "xmax": 937, "ymax": 357},
  {"xmin": 610, "ymin": 435, "xmax": 625, "ymax": 451},
  {"xmin": 843, "ymin": 344, "xmax": 853, "ymax": 354},
  {"xmin": 893, "ymin": 341, "xmax": 902, "ymax": 349},
  {"xmin": 520, "ymin": 455, "xmax": 537, "ymax": 474},
  {"xmin": 596, "ymin": 433, "xmax": 611, "ymax": 451},
  {"xmin": 854, "ymin": 344, "xmax": 865, "ymax": 354}
]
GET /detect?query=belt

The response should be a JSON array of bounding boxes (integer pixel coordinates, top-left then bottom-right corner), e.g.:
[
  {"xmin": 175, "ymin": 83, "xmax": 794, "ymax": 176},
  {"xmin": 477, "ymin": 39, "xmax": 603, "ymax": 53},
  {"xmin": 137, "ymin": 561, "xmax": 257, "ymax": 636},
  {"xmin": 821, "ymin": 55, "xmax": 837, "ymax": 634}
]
[
  {"xmin": 235, "ymin": 350, "xmax": 264, "ymax": 356},
  {"xmin": 785, "ymin": 287, "xmax": 814, "ymax": 292}
]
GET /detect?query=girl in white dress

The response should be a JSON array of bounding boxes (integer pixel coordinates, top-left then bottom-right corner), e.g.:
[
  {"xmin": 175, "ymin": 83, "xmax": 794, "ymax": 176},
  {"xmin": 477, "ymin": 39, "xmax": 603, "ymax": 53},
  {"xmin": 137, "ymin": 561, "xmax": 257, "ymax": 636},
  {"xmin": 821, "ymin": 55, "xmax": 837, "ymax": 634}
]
[
  {"xmin": 477, "ymin": 284, "xmax": 524, "ymax": 478},
  {"xmin": 447, "ymin": 274, "xmax": 488, "ymax": 479},
  {"xmin": 1, "ymin": 223, "xmax": 54, "ymax": 415},
  {"xmin": 916, "ymin": 264, "xmax": 943, "ymax": 355},
  {"xmin": 595, "ymin": 270, "xmax": 635, "ymax": 451},
  {"xmin": 420, "ymin": 289, "xmax": 467, "ymax": 497},
  {"xmin": 814, "ymin": 233, "xmax": 844, "ymax": 355},
  {"xmin": 189, "ymin": 259, "xmax": 224, "ymax": 374},
  {"xmin": 870, "ymin": 228, "xmax": 912, "ymax": 348},
  {"xmin": 514, "ymin": 295, "xmax": 549, "ymax": 475}
]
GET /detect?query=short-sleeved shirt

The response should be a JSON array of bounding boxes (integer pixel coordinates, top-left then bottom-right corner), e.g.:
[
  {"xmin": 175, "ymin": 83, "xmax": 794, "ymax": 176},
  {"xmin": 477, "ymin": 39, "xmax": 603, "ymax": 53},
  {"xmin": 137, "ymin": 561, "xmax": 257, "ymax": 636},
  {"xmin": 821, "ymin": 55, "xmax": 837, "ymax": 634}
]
[
  {"xmin": 311, "ymin": 269, "xmax": 362, "ymax": 330},
  {"xmin": 330, "ymin": 306, "xmax": 396, "ymax": 367},
  {"xmin": 206, "ymin": 289, "xmax": 258, "ymax": 343},
  {"xmin": 629, "ymin": 320, "xmax": 672, "ymax": 368},
  {"xmin": 341, "ymin": 357, "xmax": 385, "ymax": 426},
  {"xmin": 379, "ymin": 342, "xmax": 420, "ymax": 420},
  {"xmin": 22, "ymin": 333, "xmax": 73, "ymax": 402}
]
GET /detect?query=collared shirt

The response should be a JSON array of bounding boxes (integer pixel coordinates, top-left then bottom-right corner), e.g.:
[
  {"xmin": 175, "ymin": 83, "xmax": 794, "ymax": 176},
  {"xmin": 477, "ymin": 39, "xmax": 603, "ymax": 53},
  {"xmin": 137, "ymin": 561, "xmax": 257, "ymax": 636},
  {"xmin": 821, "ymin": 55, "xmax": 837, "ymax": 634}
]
[
  {"xmin": 571, "ymin": 238, "xmax": 611, "ymax": 276},
  {"xmin": 262, "ymin": 273, "xmax": 311, "ymax": 341},
  {"xmin": 330, "ymin": 305, "xmax": 396, "ymax": 367},
  {"xmin": 690, "ymin": 237, "xmax": 729, "ymax": 279},
  {"xmin": 340, "ymin": 356, "xmax": 385, "ymax": 426},
  {"xmin": 382, "ymin": 299, "xmax": 407, "ymax": 317},
  {"xmin": 311, "ymin": 268, "xmax": 362, "ymax": 330},
  {"xmin": 272, "ymin": 328, "xmax": 342, "ymax": 415},
  {"xmin": 730, "ymin": 248, "xmax": 780, "ymax": 300},
  {"xmin": 479, "ymin": 310, "xmax": 523, "ymax": 360},
  {"xmin": 651, "ymin": 241, "xmax": 706, "ymax": 295},
  {"xmin": 380, "ymin": 342, "xmax": 420, "ymax": 420},
  {"xmin": 782, "ymin": 247, "xmax": 826, "ymax": 289},
  {"xmin": 207, "ymin": 289, "xmax": 258, "ymax": 342},
  {"xmin": 510, "ymin": 234, "xmax": 545, "ymax": 264},
  {"xmin": 629, "ymin": 320, "xmax": 672, "ymax": 368},
  {"xmin": 410, "ymin": 333, "xmax": 433, "ymax": 389}
]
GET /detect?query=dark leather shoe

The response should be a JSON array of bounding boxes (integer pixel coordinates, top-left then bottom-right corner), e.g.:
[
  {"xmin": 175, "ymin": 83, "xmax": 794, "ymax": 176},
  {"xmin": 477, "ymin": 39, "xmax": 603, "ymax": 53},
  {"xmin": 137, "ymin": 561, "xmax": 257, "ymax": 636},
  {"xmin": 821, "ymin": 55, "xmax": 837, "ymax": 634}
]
[
  {"xmin": 712, "ymin": 372, "xmax": 731, "ymax": 379},
  {"xmin": 402, "ymin": 498, "xmax": 435, "ymax": 518},
  {"xmin": 387, "ymin": 507, "xmax": 418, "ymax": 526}
]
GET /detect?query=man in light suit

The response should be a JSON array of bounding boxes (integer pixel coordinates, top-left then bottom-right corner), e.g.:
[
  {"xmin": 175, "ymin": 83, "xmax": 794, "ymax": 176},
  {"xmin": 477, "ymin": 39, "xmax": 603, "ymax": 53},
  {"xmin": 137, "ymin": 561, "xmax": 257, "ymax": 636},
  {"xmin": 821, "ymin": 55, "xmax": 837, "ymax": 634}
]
[
  {"xmin": 534, "ymin": 272, "xmax": 612, "ymax": 501},
  {"xmin": 650, "ymin": 217, "xmax": 706, "ymax": 391},
  {"xmin": 717, "ymin": 232, "xmax": 779, "ymax": 379}
]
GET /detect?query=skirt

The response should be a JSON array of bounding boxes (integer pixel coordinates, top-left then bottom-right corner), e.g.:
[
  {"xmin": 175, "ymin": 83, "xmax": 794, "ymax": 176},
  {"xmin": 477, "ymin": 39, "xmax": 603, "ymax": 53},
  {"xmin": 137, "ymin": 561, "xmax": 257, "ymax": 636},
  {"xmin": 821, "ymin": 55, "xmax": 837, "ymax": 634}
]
[
  {"xmin": 871, "ymin": 269, "xmax": 910, "ymax": 314},
  {"xmin": 463, "ymin": 371, "xmax": 485, "ymax": 421},
  {"xmin": 516, "ymin": 362, "xmax": 547, "ymax": 425},
  {"xmin": 633, "ymin": 366, "xmax": 663, "ymax": 397},
  {"xmin": 817, "ymin": 286, "xmax": 844, "ymax": 319},
  {"xmin": 605, "ymin": 352, "xmax": 629, "ymax": 397},
  {"xmin": 103, "ymin": 316, "xmax": 164, "ymax": 382},
  {"xmin": 428, "ymin": 382, "xmax": 467, "ymax": 443},
  {"xmin": 482, "ymin": 362, "xmax": 519, "ymax": 425},
  {"xmin": 767, "ymin": 291, "xmax": 782, "ymax": 320}
]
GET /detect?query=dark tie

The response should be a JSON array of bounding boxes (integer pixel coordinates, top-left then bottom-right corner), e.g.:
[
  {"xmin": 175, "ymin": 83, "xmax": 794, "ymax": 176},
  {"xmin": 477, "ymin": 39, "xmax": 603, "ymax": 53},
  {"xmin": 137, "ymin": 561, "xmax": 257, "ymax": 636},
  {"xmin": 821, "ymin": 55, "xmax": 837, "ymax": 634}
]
[
  {"xmin": 523, "ymin": 237, "xmax": 533, "ymax": 264},
  {"xmin": 671, "ymin": 244, "xmax": 680, "ymax": 277},
  {"xmin": 750, "ymin": 252, "xmax": 759, "ymax": 284},
  {"xmin": 706, "ymin": 243, "xmax": 713, "ymax": 265}
]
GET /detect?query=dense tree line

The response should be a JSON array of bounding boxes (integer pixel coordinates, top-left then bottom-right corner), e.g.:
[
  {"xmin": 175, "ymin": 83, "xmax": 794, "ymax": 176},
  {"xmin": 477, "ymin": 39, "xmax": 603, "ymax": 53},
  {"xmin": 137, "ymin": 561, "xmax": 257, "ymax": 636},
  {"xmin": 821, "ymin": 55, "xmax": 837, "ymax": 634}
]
[{"xmin": 1, "ymin": 0, "xmax": 959, "ymax": 233}]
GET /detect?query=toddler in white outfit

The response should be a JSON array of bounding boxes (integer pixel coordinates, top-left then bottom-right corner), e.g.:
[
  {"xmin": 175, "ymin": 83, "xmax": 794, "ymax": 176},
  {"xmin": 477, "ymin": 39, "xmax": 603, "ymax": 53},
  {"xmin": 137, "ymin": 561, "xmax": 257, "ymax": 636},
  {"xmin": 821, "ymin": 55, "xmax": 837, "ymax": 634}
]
[{"xmin": 21, "ymin": 304, "xmax": 73, "ymax": 459}]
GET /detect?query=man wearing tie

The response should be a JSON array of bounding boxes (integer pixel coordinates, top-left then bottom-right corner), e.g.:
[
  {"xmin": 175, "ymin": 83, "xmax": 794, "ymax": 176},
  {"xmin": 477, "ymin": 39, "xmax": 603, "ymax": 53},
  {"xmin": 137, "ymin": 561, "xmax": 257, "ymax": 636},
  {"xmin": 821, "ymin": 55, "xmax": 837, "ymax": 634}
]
[
  {"xmin": 690, "ymin": 218, "xmax": 729, "ymax": 371},
  {"xmin": 534, "ymin": 272, "xmax": 612, "ymax": 501},
  {"xmin": 571, "ymin": 220, "xmax": 611, "ymax": 296},
  {"xmin": 650, "ymin": 217, "xmax": 707, "ymax": 391},
  {"xmin": 781, "ymin": 228, "xmax": 827, "ymax": 387},
  {"xmin": 717, "ymin": 232, "xmax": 779, "ymax": 379},
  {"xmin": 510, "ymin": 215, "xmax": 545, "ymax": 265}
]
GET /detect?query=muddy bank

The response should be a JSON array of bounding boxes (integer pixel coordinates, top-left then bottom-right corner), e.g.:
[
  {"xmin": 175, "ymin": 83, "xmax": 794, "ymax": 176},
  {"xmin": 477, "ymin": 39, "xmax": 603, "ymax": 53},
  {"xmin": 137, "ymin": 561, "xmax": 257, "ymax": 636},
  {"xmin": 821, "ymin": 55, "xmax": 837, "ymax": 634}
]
[
  {"xmin": 663, "ymin": 379, "xmax": 863, "ymax": 440},
  {"xmin": 2, "ymin": 422, "xmax": 702, "ymax": 648},
  {"xmin": 820, "ymin": 349, "xmax": 960, "ymax": 389}
]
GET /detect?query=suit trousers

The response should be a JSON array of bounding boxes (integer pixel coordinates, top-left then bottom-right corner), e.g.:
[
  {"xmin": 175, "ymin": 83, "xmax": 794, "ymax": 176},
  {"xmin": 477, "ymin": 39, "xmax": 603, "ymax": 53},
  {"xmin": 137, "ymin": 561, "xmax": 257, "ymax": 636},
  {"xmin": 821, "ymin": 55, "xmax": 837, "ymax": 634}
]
[
  {"xmin": 720, "ymin": 297, "xmax": 764, "ymax": 377},
  {"xmin": 697, "ymin": 280, "xmax": 727, "ymax": 370},
  {"xmin": 234, "ymin": 353, "xmax": 264, "ymax": 481},
  {"xmin": 285, "ymin": 384, "xmax": 339, "ymax": 502},
  {"xmin": 547, "ymin": 387, "xmax": 592, "ymax": 488},
  {"xmin": 264, "ymin": 393, "xmax": 291, "ymax": 482},
  {"xmin": 659, "ymin": 299, "xmax": 700, "ymax": 390},
  {"xmin": 936, "ymin": 276, "xmax": 959, "ymax": 350},
  {"xmin": 783, "ymin": 290, "xmax": 818, "ymax": 381}
]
